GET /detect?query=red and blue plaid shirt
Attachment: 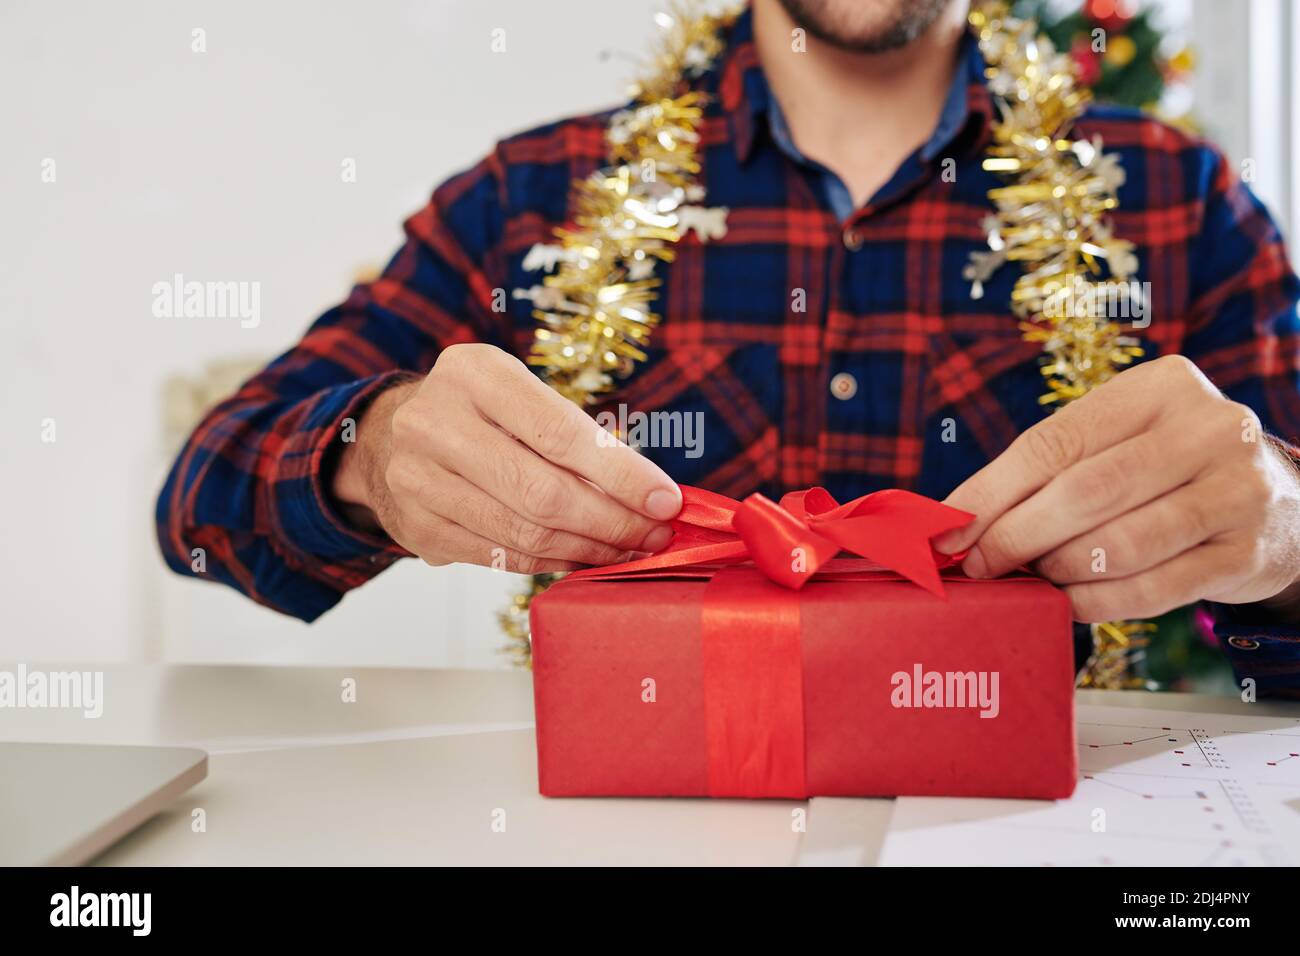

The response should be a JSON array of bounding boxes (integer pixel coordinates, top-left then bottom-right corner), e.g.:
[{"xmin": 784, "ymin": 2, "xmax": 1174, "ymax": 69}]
[{"xmin": 158, "ymin": 8, "xmax": 1300, "ymax": 695}]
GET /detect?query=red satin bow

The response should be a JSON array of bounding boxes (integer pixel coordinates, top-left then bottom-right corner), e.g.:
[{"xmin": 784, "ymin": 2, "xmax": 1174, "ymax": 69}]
[{"xmin": 575, "ymin": 485, "xmax": 975, "ymax": 596}]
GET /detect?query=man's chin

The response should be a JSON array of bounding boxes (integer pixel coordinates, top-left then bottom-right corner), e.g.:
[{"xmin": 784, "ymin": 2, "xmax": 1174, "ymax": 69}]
[{"xmin": 775, "ymin": 0, "xmax": 954, "ymax": 54}]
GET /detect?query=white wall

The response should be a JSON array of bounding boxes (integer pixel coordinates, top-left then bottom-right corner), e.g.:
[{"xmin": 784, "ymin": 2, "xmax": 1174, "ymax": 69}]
[
  {"xmin": 0, "ymin": 0, "xmax": 660, "ymax": 666},
  {"xmin": 1191, "ymin": 0, "xmax": 1299, "ymax": 257}
]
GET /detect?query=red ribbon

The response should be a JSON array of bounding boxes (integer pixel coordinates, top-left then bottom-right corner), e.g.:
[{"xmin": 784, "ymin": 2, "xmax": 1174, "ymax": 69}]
[{"xmin": 572, "ymin": 484, "xmax": 975, "ymax": 597}]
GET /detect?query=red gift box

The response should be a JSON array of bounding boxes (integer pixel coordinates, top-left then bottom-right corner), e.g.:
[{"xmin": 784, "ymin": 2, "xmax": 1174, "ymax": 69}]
[{"xmin": 530, "ymin": 486, "xmax": 1078, "ymax": 800}]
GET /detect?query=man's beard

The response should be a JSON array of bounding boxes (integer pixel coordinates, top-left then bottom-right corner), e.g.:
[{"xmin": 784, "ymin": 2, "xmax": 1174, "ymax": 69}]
[{"xmin": 777, "ymin": 0, "xmax": 954, "ymax": 53}]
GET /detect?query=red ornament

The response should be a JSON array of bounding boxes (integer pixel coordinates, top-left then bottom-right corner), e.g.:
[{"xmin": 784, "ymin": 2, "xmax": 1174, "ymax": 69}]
[
  {"xmin": 1085, "ymin": 0, "xmax": 1135, "ymax": 33},
  {"xmin": 1071, "ymin": 36, "xmax": 1102, "ymax": 86}
]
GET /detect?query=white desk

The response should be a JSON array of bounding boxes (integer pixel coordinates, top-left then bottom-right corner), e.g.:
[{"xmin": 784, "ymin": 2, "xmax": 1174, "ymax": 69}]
[{"xmin": 2, "ymin": 664, "xmax": 1294, "ymax": 865}]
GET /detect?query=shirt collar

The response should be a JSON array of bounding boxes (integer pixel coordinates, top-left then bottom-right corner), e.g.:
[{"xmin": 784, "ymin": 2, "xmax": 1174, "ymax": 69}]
[{"xmin": 714, "ymin": 6, "xmax": 993, "ymax": 165}]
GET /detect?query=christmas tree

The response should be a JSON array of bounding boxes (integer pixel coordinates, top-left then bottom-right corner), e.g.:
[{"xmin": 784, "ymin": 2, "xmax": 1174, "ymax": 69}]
[{"xmin": 1014, "ymin": 0, "xmax": 1194, "ymax": 115}]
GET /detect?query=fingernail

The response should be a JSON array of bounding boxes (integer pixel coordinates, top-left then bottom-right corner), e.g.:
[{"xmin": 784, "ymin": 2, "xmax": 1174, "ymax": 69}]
[
  {"xmin": 962, "ymin": 545, "xmax": 987, "ymax": 579},
  {"xmin": 932, "ymin": 530, "xmax": 965, "ymax": 555},
  {"xmin": 641, "ymin": 525, "xmax": 674, "ymax": 552},
  {"xmin": 645, "ymin": 487, "xmax": 682, "ymax": 521}
]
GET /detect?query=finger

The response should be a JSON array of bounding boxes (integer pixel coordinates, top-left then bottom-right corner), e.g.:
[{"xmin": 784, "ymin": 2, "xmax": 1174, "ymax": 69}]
[
  {"xmin": 420, "ymin": 468, "xmax": 644, "ymax": 565},
  {"xmin": 404, "ymin": 512, "xmax": 584, "ymax": 575},
  {"xmin": 965, "ymin": 425, "xmax": 1207, "ymax": 578},
  {"xmin": 1063, "ymin": 540, "xmax": 1244, "ymax": 623},
  {"xmin": 936, "ymin": 368, "xmax": 1169, "ymax": 554},
  {"xmin": 1034, "ymin": 475, "xmax": 1233, "ymax": 584},
  {"xmin": 469, "ymin": 351, "xmax": 681, "ymax": 520},
  {"xmin": 432, "ymin": 415, "xmax": 672, "ymax": 552}
]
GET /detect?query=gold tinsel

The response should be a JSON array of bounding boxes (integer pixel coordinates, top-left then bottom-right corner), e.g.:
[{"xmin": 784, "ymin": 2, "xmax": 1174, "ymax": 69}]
[
  {"xmin": 966, "ymin": 1, "xmax": 1150, "ymax": 689},
  {"xmin": 522, "ymin": 3, "xmax": 735, "ymax": 405},
  {"xmin": 502, "ymin": 1, "xmax": 737, "ymax": 664}
]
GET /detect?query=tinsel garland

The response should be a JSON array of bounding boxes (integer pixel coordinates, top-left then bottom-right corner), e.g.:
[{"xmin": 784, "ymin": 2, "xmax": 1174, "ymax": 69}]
[
  {"xmin": 966, "ymin": 0, "xmax": 1150, "ymax": 688},
  {"xmin": 504, "ymin": 0, "xmax": 1150, "ymax": 688},
  {"xmin": 501, "ymin": 1, "xmax": 737, "ymax": 663},
  {"xmin": 518, "ymin": 2, "xmax": 736, "ymax": 404}
]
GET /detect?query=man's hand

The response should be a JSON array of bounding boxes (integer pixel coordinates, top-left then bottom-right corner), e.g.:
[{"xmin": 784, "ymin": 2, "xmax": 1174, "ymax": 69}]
[
  {"xmin": 331, "ymin": 344, "xmax": 681, "ymax": 574},
  {"xmin": 934, "ymin": 355, "xmax": 1300, "ymax": 622}
]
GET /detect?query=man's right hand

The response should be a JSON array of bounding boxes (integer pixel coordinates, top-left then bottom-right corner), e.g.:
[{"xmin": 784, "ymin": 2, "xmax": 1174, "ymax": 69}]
[{"xmin": 331, "ymin": 343, "xmax": 682, "ymax": 573}]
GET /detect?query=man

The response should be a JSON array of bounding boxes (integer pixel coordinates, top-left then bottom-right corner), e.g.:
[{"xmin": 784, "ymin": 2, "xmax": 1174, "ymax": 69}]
[{"xmin": 158, "ymin": 0, "xmax": 1300, "ymax": 695}]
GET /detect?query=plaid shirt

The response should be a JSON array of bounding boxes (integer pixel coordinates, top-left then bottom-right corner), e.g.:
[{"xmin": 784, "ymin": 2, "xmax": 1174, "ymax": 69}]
[{"xmin": 158, "ymin": 8, "xmax": 1300, "ymax": 695}]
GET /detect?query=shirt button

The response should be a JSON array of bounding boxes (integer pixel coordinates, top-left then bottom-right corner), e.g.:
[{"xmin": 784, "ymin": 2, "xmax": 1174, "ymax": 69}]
[
  {"xmin": 1228, "ymin": 636, "xmax": 1260, "ymax": 651},
  {"xmin": 843, "ymin": 228, "xmax": 863, "ymax": 251},
  {"xmin": 830, "ymin": 372, "xmax": 858, "ymax": 400}
]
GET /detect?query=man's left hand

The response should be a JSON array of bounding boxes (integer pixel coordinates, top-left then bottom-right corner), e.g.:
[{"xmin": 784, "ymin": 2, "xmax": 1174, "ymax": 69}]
[{"xmin": 935, "ymin": 355, "xmax": 1300, "ymax": 622}]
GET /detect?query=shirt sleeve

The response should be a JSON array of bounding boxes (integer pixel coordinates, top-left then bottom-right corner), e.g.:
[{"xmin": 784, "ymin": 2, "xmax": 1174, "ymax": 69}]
[
  {"xmin": 155, "ymin": 149, "xmax": 515, "ymax": 622},
  {"xmin": 1178, "ymin": 143, "xmax": 1300, "ymax": 697}
]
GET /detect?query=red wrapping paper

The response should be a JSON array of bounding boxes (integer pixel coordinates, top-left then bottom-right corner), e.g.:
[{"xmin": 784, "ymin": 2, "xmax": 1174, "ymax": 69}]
[{"xmin": 529, "ymin": 487, "xmax": 1078, "ymax": 800}]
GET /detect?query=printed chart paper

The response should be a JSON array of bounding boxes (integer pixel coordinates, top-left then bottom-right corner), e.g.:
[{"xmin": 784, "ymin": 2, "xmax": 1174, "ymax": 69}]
[{"xmin": 879, "ymin": 703, "xmax": 1300, "ymax": 866}]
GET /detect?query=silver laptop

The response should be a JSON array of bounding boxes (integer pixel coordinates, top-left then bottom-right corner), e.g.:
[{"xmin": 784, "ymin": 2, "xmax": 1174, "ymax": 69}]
[{"xmin": 0, "ymin": 742, "xmax": 207, "ymax": 866}]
